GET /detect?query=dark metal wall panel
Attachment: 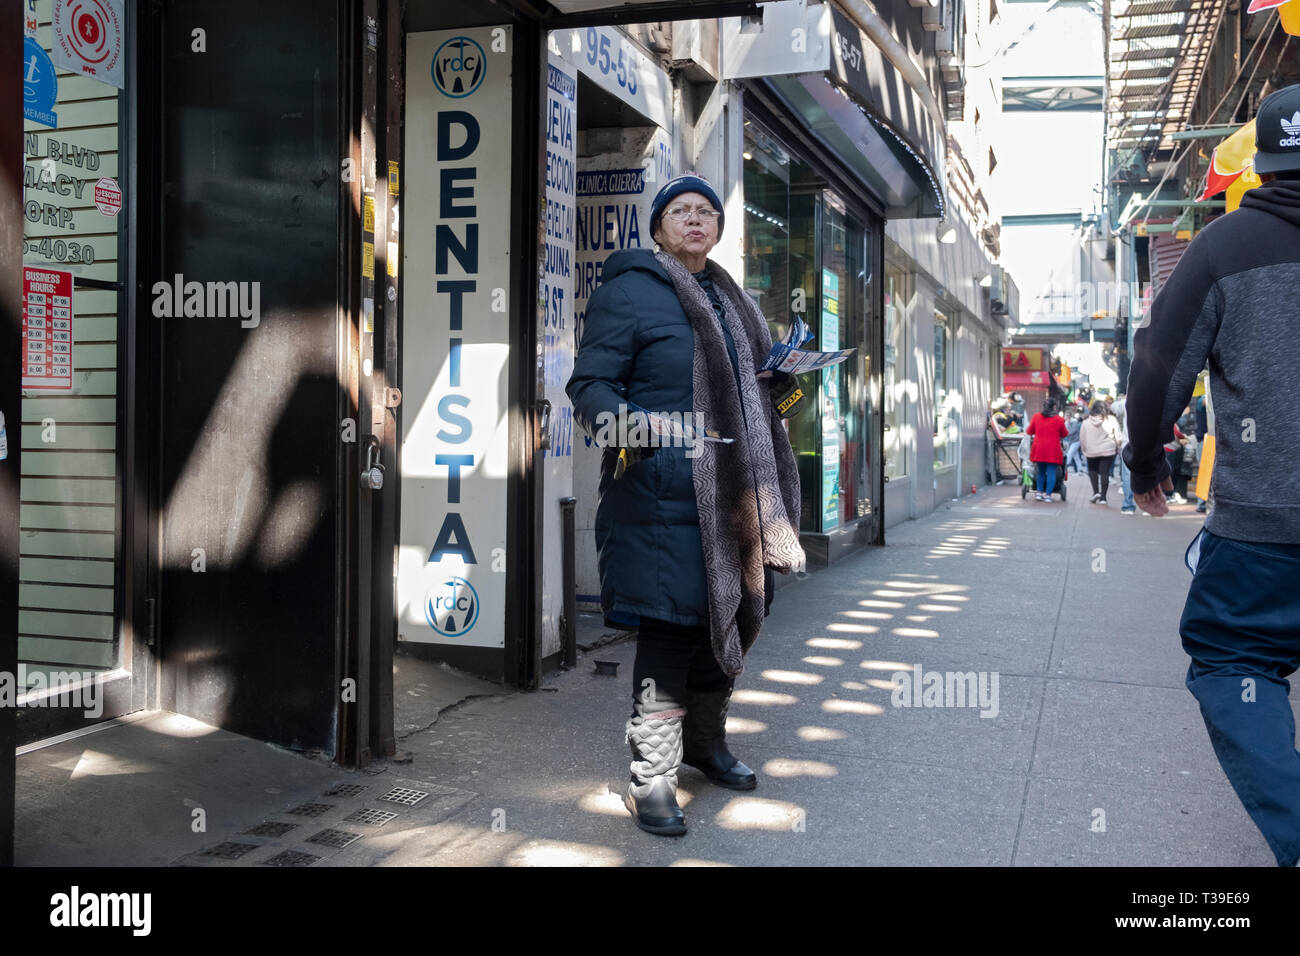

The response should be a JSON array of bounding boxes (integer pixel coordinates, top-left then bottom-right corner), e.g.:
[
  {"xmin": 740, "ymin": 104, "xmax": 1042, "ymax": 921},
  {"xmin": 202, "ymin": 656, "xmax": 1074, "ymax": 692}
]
[{"xmin": 157, "ymin": 1, "xmax": 343, "ymax": 752}]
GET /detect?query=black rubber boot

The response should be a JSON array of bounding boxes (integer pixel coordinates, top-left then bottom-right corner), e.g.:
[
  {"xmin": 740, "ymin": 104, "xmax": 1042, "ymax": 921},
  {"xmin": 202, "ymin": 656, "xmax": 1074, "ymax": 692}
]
[
  {"xmin": 625, "ymin": 697, "xmax": 687, "ymax": 836},
  {"xmin": 682, "ymin": 687, "xmax": 757, "ymax": 791}
]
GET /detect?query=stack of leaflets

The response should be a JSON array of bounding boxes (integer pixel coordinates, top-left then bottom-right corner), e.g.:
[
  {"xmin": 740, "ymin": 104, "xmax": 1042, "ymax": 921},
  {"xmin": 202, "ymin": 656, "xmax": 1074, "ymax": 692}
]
[
  {"xmin": 760, "ymin": 315, "xmax": 856, "ymax": 375},
  {"xmin": 627, "ymin": 401, "xmax": 735, "ymax": 445}
]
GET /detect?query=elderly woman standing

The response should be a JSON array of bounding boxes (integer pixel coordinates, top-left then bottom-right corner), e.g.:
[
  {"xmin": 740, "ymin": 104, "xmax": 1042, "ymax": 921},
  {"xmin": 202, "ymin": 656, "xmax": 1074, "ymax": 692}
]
[{"xmin": 566, "ymin": 175, "xmax": 805, "ymax": 836}]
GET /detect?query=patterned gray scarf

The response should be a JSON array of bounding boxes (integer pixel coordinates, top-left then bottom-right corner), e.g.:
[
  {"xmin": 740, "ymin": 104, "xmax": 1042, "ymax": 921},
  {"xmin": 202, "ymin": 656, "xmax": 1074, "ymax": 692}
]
[{"xmin": 655, "ymin": 251, "xmax": 805, "ymax": 677}]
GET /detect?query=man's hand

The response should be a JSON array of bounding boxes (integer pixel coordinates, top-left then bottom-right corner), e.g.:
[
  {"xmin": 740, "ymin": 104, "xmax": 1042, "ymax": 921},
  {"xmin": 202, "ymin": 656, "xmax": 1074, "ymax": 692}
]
[{"xmin": 1135, "ymin": 478, "xmax": 1176, "ymax": 516}]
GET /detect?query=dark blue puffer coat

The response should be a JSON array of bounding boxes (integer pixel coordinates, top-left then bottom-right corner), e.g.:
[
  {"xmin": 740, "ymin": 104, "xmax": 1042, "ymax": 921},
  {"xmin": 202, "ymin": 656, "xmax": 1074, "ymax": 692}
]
[{"xmin": 567, "ymin": 249, "xmax": 720, "ymax": 629}]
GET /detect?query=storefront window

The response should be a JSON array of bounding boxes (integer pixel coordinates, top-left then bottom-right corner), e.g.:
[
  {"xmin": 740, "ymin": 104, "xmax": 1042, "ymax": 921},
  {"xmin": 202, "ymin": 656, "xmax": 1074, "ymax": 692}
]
[
  {"xmin": 933, "ymin": 310, "xmax": 956, "ymax": 468},
  {"xmin": 884, "ymin": 261, "xmax": 911, "ymax": 480},
  {"xmin": 743, "ymin": 118, "xmax": 877, "ymax": 535},
  {"xmin": 820, "ymin": 196, "xmax": 869, "ymax": 529},
  {"xmin": 742, "ymin": 121, "xmax": 817, "ymax": 530},
  {"xmin": 19, "ymin": 3, "xmax": 128, "ymax": 683}
]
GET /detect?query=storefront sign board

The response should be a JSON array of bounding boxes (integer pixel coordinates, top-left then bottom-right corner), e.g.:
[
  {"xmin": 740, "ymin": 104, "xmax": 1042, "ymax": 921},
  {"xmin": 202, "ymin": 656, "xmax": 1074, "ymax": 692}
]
[
  {"xmin": 399, "ymin": 26, "xmax": 512, "ymax": 648},
  {"xmin": 22, "ymin": 267, "xmax": 74, "ymax": 391},
  {"xmin": 821, "ymin": 268, "xmax": 840, "ymax": 530},
  {"xmin": 52, "ymin": 0, "xmax": 125, "ymax": 90}
]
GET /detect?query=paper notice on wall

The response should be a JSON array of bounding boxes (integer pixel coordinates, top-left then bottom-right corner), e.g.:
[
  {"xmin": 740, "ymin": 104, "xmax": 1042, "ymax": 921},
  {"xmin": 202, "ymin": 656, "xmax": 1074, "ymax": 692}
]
[
  {"xmin": 53, "ymin": 0, "xmax": 126, "ymax": 90},
  {"xmin": 22, "ymin": 266, "xmax": 74, "ymax": 391}
]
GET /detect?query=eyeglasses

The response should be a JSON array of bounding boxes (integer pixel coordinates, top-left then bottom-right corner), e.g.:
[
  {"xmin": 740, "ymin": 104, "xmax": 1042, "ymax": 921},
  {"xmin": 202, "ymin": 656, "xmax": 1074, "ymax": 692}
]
[{"xmin": 664, "ymin": 204, "xmax": 720, "ymax": 222}]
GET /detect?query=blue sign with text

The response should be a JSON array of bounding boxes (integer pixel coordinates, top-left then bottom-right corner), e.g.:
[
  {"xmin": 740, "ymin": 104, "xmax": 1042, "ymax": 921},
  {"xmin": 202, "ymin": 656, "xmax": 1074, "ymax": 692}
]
[{"xmin": 23, "ymin": 37, "xmax": 58, "ymax": 129}]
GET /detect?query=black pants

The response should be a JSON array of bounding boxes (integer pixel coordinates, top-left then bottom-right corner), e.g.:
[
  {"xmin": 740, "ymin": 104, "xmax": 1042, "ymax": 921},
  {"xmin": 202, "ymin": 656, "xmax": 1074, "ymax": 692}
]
[
  {"xmin": 1166, "ymin": 447, "xmax": 1190, "ymax": 496},
  {"xmin": 1087, "ymin": 455, "xmax": 1114, "ymax": 499},
  {"xmin": 632, "ymin": 618, "xmax": 731, "ymax": 709},
  {"xmin": 631, "ymin": 569, "xmax": 774, "ymax": 708}
]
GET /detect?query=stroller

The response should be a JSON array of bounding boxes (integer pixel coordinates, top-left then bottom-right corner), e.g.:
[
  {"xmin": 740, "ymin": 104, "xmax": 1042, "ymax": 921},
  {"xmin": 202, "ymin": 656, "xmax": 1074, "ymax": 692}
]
[{"xmin": 1018, "ymin": 434, "xmax": 1067, "ymax": 501}]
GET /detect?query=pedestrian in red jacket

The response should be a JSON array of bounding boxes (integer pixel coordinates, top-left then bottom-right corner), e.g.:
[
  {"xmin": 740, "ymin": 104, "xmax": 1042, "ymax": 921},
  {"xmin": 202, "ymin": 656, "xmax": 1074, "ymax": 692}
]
[{"xmin": 1026, "ymin": 398, "xmax": 1069, "ymax": 502}]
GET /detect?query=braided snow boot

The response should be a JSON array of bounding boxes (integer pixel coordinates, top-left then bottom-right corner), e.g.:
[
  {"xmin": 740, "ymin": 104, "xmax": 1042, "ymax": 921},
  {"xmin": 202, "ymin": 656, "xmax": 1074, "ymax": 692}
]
[
  {"xmin": 624, "ymin": 694, "xmax": 688, "ymax": 836},
  {"xmin": 682, "ymin": 686, "xmax": 757, "ymax": 790}
]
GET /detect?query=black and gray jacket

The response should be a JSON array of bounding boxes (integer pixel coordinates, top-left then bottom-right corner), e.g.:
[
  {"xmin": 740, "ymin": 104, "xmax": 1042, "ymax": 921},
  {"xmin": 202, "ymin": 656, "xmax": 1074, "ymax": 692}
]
[{"xmin": 1123, "ymin": 179, "xmax": 1300, "ymax": 543}]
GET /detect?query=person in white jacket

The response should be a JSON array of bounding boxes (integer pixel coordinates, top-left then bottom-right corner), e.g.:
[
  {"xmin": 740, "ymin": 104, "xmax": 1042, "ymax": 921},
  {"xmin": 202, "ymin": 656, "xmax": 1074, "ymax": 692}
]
[{"xmin": 1079, "ymin": 399, "xmax": 1122, "ymax": 504}]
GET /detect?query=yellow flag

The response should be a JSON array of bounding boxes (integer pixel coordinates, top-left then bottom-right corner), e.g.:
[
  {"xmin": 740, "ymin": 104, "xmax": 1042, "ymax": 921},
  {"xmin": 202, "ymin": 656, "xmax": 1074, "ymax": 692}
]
[
  {"xmin": 1215, "ymin": 120, "xmax": 1258, "ymax": 175},
  {"xmin": 1227, "ymin": 167, "xmax": 1262, "ymax": 213},
  {"xmin": 1196, "ymin": 434, "xmax": 1215, "ymax": 502},
  {"xmin": 1282, "ymin": 0, "xmax": 1300, "ymax": 36}
]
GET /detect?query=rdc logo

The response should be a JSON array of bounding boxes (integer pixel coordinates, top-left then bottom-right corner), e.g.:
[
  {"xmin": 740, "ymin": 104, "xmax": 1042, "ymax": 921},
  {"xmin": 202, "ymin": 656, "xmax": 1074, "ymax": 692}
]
[
  {"xmin": 432, "ymin": 36, "xmax": 485, "ymax": 98},
  {"xmin": 425, "ymin": 576, "xmax": 480, "ymax": 636}
]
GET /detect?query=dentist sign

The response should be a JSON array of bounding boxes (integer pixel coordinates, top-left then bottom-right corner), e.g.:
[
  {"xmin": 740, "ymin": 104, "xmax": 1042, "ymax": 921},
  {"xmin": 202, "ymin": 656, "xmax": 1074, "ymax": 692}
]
[{"xmin": 399, "ymin": 26, "xmax": 511, "ymax": 648}]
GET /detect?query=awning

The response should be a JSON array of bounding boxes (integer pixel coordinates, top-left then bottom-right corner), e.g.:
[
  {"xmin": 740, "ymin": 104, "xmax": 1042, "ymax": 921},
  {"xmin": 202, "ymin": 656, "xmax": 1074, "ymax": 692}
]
[
  {"xmin": 723, "ymin": 2, "xmax": 943, "ymax": 218},
  {"xmin": 758, "ymin": 74, "xmax": 942, "ymax": 218},
  {"xmin": 1003, "ymin": 370, "xmax": 1050, "ymax": 389},
  {"xmin": 544, "ymin": 0, "xmax": 759, "ymax": 21}
]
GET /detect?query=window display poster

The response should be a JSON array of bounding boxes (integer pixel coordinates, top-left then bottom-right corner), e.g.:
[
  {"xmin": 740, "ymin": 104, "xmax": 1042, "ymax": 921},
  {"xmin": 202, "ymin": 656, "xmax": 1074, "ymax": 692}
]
[
  {"xmin": 821, "ymin": 268, "xmax": 840, "ymax": 531},
  {"xmin": 22, "ymin": 266, "xmax": 74, "ymax": 391}
]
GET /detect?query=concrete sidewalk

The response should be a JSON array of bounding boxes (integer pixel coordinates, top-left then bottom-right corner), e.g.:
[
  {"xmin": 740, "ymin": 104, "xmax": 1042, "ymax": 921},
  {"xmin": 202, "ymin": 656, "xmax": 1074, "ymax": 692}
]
[
  {"xmin": 370, "ymin": 471, "xmax": 1282, "ymax": 866},
  {"xmin": 16, "ymin": 471, "xmax": 1288, "ymax": 865}
]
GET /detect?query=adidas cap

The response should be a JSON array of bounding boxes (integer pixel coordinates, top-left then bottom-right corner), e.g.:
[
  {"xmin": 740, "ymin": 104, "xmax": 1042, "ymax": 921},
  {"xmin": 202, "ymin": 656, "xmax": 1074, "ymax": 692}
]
[{"xmin": 1254, "ymin": 83, "xmax": 1300, "ymax": 174}]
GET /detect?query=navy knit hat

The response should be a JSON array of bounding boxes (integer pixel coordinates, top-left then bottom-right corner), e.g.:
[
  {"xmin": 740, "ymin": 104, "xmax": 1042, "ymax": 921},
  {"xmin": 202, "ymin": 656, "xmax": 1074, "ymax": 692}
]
[{"xmin": 649, "ymin": 175, "xmax": 724, "ymax": 239}]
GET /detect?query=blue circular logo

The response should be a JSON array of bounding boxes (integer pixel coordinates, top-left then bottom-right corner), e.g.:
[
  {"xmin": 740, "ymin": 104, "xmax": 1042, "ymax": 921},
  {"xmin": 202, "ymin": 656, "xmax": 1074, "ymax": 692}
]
[
  {"xmin": 22, "ymin": 37, "xmax": 59, "ymax": 127},
  {"xmin": 425, "ymin": 576, "xmax": 480, "ymax": 637},
  {"xmin": 432, "ymin": 36, "xmax": 486, "ymax": 98}
]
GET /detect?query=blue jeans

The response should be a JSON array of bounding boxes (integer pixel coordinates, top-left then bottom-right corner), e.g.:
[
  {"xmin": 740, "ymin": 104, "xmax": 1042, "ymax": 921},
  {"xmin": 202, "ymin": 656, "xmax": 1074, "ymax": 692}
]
[
  {"xmin": 1034, "ymin": 462, "xmax": 1058, "ymax": 494},
  {"xmin": 1180, "ymin": 529, "xmax": 1300, "ymax": 866},
  {"xmin": 1119, "ymin": 450, "xmax": 1135, "ymax": 510},
  {"xmin": 1066, "ymin": 441, "xmax": 1085, "ymax": 473}
]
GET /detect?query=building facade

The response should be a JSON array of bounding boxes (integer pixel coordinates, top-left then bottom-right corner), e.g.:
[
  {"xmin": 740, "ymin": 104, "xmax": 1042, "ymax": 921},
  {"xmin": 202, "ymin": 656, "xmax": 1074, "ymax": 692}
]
[{"xmin": 3, "ymin": 0, "xmax": 1022, "ymax": 860}]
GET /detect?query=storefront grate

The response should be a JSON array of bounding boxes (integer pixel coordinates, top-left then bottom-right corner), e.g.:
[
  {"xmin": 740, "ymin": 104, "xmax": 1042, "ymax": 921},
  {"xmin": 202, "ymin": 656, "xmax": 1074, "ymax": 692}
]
[
  {"xmin": 200, "ymin": 841, "xmax": 260, "ymax": 860},
  {"xmin": 242, "ymin": 821, "xmax": 299, "ymax": 838},
  {"xmin": 306, "ymin": 828, "xmax": 362, "ymax": 849},
  {"xmin": 263, "ymin": 850, "xmax": 321, "ymax": 867},
  {"xmin": 322, "ymin": 783, "xmax": 368, "ymax": 798},
  {"xmin": 345, "ymin": 807, "xmax": 398, "ymax": 826},
  {"xmin": 286, "ymin": 802, "xmax": 334, "ymax": 818},
  {"xmin": 378, "ymin": 787, "xmax": 429, "ymax": 807}
]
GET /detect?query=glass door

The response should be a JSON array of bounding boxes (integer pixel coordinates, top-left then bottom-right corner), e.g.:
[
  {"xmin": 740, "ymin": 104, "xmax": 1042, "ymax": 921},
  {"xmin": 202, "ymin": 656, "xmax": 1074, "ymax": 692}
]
[
  {"xmin": 17, "ymin": 0, "xmax": 145, "ymax": 740},
  {"xmin": 818, "ymin": 193, "xmax": 875, "ymax": 535}
]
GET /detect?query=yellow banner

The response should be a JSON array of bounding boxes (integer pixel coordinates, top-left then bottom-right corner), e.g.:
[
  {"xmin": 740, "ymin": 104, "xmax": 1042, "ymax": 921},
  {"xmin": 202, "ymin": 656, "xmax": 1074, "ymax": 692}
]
[{"xmin": 1196, "ymin": 434, "xmax": 1215, "ymax": 501}]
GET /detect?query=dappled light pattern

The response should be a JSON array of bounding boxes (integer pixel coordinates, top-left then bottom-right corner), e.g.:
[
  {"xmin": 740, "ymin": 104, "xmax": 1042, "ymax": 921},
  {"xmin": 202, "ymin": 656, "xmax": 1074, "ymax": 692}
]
[
  {"xmin": 715, "ymin": 796, "xmax": 806, "ymax": 831},
  {"xmin": 506, "ymin": 840, "xmax": 626, "ymax": 867},
  {"xmin": 796, "ymin": 726, "xmax": 847, "ymax": 742},
  {"xmin": 762, "ymin": 758, "xmax": 837, "ymax": 779},
  {"xmin": 924, "ymin": 518, "xmax": 1013, "ymax": 559}
]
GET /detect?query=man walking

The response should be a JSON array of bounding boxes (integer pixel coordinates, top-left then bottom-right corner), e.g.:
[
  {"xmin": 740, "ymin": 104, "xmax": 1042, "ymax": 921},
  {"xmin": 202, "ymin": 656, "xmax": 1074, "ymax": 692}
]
[{"xmin": 1124, "ymin": 84, "xmax": 1300, "ymax": 867}]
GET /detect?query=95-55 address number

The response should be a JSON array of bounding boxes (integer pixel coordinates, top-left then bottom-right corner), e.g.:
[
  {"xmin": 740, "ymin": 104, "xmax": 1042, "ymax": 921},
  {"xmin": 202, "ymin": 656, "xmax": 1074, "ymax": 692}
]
[{"xmin": 584, "ymin": 27, "xmax": 639, "ymax": 95}]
